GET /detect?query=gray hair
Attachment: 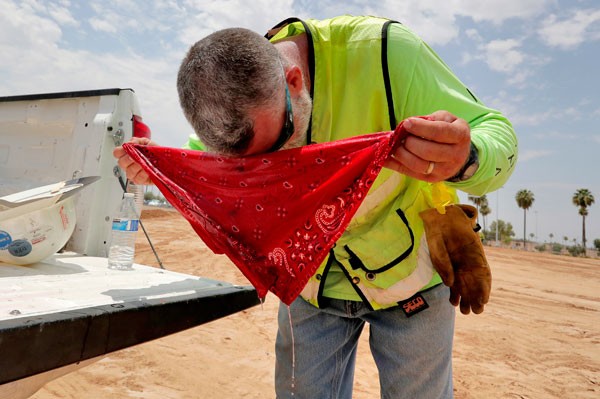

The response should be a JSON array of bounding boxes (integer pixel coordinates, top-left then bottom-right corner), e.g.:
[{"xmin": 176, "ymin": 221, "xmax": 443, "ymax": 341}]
[{"xmin": 177, "ymin": 28, "xmax": 285, "ymax": 155}]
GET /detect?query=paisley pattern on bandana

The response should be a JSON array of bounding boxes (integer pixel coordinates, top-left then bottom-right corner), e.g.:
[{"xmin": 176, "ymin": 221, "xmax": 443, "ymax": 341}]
[{"xmin": 123, "ymin": 122, "xmax": 410, "ymax": 305}]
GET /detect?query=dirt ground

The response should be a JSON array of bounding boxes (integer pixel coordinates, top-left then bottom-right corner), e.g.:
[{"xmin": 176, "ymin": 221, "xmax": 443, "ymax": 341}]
[{"xmin": 30, "ymin": 207, "xmax": 600, "ymax": 398}]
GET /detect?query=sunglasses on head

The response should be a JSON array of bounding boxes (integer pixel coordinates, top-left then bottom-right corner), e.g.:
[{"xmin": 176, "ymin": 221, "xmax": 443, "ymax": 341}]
[{"xmin": 267, "ymin": 81, "xmax": 295, "ymax": 152}]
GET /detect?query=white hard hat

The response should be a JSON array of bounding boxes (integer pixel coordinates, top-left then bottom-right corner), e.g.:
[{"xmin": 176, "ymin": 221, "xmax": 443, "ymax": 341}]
[
  {"xmin": 0, "ymin": 176, "xmax": 99, "ymax": 265},
  {"xmin": 0, "ymin": 197, "xmax": 77, "ymax": 265}
]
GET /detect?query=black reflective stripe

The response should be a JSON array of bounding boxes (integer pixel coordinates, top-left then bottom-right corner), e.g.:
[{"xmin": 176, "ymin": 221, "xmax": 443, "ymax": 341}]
[
  {"xmin": 316, "ymin": 250, "xmax": 336, "ymax": 308},
  {"xmin": 335, "ymin": 259, "xmax": 375, "ymax": 312},
  {"xmin": 315, "ymin": 250, "xmax": 374, "ymax": 311},
  {"xmin": 381, "ymin": 20, "xmax": 399, "ymax": 130},
  {"xmin": 466, "ymin": 87, "xmax": 479, "ymax": 103},
  {"xmin": 300, "ymin": 19, "xmax": 315, "ymax": 145},
  {"xmin": 265, "ymin": 17, "xmax": 304, "ymax": 37},
  {"xmin": 343, "ymin": 207, "xmax": 414, "ymax": 273},
  {"xmin": 266, "ymin": 17, "xmax": 314, "ymax": 146},
  {"xmin": 344, "ymin": 245, "xmax": 365, "ymax": 270}
]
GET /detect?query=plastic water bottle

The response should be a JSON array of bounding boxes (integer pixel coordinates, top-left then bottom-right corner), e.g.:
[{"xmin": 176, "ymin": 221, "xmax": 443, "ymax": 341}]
[
  {"xmin": 126, "ymin": 181, "xmax": 144, "ymax": 218},
  {"xmin": 107, "ymin": 193, "xmax": 139, "ymax": 270}
]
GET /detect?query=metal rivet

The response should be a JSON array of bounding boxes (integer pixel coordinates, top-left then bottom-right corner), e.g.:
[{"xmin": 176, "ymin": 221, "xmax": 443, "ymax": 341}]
[
  {"xmin": 352, "ymin": 276, "xmax": 360, "ymax": 285},
  {"xmin": 366, "ymin": 272, "xmax": 376, "ymax": 281}
]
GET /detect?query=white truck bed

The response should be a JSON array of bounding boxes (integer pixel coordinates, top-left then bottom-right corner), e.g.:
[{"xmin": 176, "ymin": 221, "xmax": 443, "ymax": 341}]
[
  {"xmin": 0, "ymin": 253, "xmax": 258, "ymax": 397},
  {"xmin": 0, "ymin": 89, "xmax": 260, "ymax": 398}
]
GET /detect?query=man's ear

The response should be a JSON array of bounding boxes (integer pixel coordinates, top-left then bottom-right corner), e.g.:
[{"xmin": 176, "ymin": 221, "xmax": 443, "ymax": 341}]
[{"xmin": 285, "ymin": 65, "xmax": 304, "ymax": 96}]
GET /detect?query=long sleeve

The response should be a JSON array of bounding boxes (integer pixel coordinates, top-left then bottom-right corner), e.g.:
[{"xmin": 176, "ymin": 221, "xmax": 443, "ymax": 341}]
[{"xmin": 387, "ymin": 23, "xmax": 518, "ymax": 195}]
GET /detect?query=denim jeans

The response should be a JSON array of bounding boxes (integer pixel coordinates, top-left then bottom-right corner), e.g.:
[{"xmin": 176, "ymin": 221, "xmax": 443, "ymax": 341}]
[{"xmin": 275, "ymin": 284, "xmax": 455, "ymax": 399}]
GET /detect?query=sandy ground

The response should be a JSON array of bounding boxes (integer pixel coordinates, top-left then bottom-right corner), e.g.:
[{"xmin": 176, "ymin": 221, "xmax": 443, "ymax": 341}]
[{"xmin": 29, "ymin": 207, "xmax": 599, "ymax": 399}]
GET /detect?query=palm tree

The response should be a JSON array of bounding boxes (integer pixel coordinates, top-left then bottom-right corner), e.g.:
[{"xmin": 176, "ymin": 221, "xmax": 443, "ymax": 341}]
[
  {"xmin": 480, "ymin": 203, "xmax": 491, "ymax": 233},
  {"xmin": 572, "ymin": 188, "xmax": 595, "ymax": 252},
  {"xmin": 515, "ymin": 189, "xmax": 535, "ymax": 250},
  {"xmin": 468, "ymin": 194, "xmax": 488, "ymax": 229}
]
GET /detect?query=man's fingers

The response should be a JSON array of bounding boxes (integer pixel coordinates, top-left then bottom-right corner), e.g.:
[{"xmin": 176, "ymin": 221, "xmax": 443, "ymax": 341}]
[
  {"xmin": 471, "ymin": 303, "xmax": 485, "ymax": 314},
  {"xmin": 449, "ymin": 287, "xmax": 460, "ymax": 307},
  {"xmin": 404, "ymin": 116, "xmax": 470, "ymax": 145},
  {"xmin": 428, "ymin": 110, "xmax": 458, "ymax": 123},
  {"xmin": 387, "ymin": 114, "xmax": 472, "ymax": 181},
  {"xmin": 459, "ymin": 297, "xmax": 472, "ymax": 315},
  {"xmin": 388, "ymin": 143, "xmax": 458, "ymax": 181},
  {"xmin": 384, "ymin": 155, "xmax": 440, "ymax": 182},
  {"xmin": 112, "ymin": 138, "xmax": 156, "ymax": 186},
  {"xmin": 131, "ymin": 169, "xmax": 151, "ymax": 185},
  {"xmin": 383, "ymin": 157, "xmax": 407, "ymax": 175},
  {"xmin": 401, "ymin": 136, "xmax": 457, "ymax": 164}
]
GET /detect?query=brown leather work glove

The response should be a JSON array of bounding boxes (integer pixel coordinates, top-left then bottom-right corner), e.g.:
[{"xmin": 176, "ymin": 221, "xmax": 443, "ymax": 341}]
[{"xmin": 419, "ymin": 204, "xmax": 491, "ymax": 315}]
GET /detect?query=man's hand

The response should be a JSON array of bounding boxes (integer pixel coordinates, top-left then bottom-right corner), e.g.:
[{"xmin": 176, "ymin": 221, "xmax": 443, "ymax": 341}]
[
  {"xmin": 384, "ymin": 111, "xmax": 471, "ymax": 182},
  {"xmin": 113, "ymin": 137, "xmax": 157, "ymax": 185}
]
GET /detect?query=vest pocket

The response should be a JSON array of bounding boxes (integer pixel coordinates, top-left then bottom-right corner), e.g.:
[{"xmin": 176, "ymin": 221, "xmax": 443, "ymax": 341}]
[{"xmin": 341, "ymin": 207, "xmax": 414, "ymax": 273}]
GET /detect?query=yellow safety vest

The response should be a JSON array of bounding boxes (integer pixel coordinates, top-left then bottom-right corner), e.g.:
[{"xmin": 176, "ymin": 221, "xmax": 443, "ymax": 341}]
[
  {"xmin": 187, "ymin": 16, "xmax": 518, "ymax": 311},
  {"xmin": 267, "ymin": 16, "xmax": 448, "ymax": 310}
]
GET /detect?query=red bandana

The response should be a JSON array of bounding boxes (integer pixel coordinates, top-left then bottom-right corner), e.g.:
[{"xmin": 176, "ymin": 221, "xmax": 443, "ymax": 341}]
[{"xmin": 123, "ymin": 122, "xmax": 408, "ymax": 304}]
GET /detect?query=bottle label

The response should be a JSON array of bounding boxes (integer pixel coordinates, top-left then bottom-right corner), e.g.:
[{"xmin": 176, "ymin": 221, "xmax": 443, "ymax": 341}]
[{"xmin": 112, "ymin": 218, "xmax": 139, "ymax": 232}]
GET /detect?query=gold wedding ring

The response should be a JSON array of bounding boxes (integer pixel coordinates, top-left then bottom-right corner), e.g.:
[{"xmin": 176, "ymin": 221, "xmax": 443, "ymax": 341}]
[{"xmin": 425, "ymin": 161, "xmax": 435, "ymax": 175}]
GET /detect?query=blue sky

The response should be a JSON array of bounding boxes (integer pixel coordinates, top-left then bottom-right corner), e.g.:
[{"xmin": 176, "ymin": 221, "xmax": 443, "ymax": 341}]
[{"xmin": 1, "ymin": 0, "xmax": 599, "ymax": 246}]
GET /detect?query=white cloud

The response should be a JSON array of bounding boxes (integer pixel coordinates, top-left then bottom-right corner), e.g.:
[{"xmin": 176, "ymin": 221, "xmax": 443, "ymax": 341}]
[
  {"xmin": 533, "ymin": 131, "xmax": 579, "ymax": 140},
  {"xmin": 459, "ymin": 52, "xmax": 474, "ymax": 66},
  {"xmin": 404, "ymin": 13, "xmax": 459, "ymax": 45},
  {"xmin": 332, "ymin": 1, "xmax": 459, "ymax": 45},
  {"xmin": 350, "ymin": 0, "xmax": 550, "ymax": 38},
  {"xmin": 452, "ymin": 0, "xmax": 550, "ymax": 25},
  {"xmin": 506, "ymin": 70, "xmax": 532, "ymax": 87},
  {"xmin": 485, "ymin": 91, "xmax": 521, "ymax": 119},
  {"xmin": 538, "ymin": 9, "xmax": 600, "ymax": 49},
  {"xmin": 89, "ymin": 17, "xmax": 117, "ymax": 33},
  {"xmin": 519, "ymin": 149, "xmax": 554, "ymax": 162},
  {"xmin": 48, "ymin": 2, "xmax": 78, "ymax": 27},
  {"xmin": 463, "ymin": 37, "xmax": 533, "ymax": 83},
  {"xmin": 511, "ymin": 112, "xmax": 555, "ymax": 126},
  {"xmin": 168, "ymin": 0, "xmax": 295, "ymax": 48},
  {"xmin": 0, "ymin": 1, "xmax": 62, "ymax": 48},
  {"xmin": 0, "ymin": 1, "xmax": 186, "ymax": 144},
  {"xmin": 563, "ymin": 107, "xmax": 585, "ymax": 119},
  {"xmin": 481, "ymin": 39, "xmax": 525, "ymax": 73},
  {"xmin": 508, "ymin": 107, "xmax": 586, "ymax": 127},
  {"xmin": 297, "ymin": 0, "xmax": 543, "ymax": 46},
  {"xmin": 0, "ymin": 1, "xmax": 595, "ymax": 149},
  {"xmin": 465, "ymin": 28, "xmax": 483, "ymax": 42},
  {"xmin": 87, "ymin": 6, "xmax": 142, "ymax": 33},
  {"xmin": 499, "ymin": 98, "xmax": 597, "ymax": 128}
]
